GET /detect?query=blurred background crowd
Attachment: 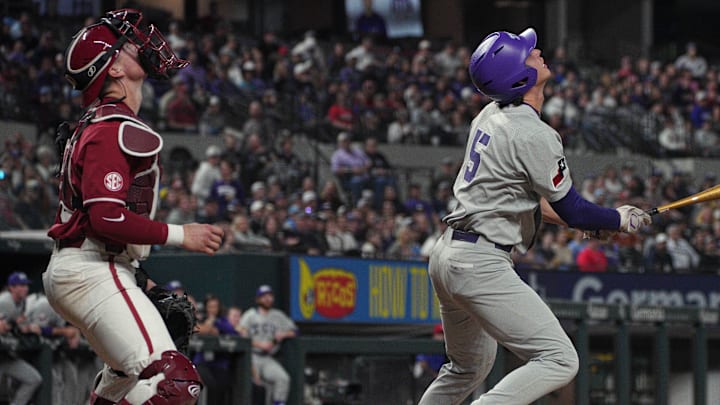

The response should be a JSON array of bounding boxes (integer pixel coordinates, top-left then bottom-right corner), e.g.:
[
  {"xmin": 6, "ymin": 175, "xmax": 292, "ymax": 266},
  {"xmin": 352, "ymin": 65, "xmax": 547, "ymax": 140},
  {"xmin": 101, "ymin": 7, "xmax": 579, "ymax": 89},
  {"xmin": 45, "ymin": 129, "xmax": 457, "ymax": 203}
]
[{"xmin": 1, "ymin": 4, "xmax": 720, "ymax": 276}]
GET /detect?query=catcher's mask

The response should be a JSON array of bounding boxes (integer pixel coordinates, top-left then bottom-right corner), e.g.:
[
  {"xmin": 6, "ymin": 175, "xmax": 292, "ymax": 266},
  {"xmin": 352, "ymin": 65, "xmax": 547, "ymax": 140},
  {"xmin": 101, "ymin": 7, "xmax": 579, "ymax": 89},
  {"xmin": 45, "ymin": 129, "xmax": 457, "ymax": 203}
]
[{"xmin": 64, "ymin": 8, "xmax": 188, "ymax": 107}]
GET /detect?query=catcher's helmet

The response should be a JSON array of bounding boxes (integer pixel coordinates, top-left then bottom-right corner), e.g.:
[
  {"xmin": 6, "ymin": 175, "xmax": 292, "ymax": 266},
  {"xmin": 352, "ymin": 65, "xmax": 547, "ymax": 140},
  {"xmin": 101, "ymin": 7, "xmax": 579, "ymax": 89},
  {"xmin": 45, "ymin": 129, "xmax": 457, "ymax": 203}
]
[
  {"xmin": 65, "ymin": 9, "xmax": 187, "ymax": 107},
  {"xmin": 468, "ymin": 28, "xmax": 538, "ymax": 104}
]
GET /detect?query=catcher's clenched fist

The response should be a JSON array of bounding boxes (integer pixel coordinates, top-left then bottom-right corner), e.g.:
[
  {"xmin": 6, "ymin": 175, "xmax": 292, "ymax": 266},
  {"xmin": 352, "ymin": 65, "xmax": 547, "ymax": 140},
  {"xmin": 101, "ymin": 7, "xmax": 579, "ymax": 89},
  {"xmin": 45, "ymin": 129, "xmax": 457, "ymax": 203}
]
[{"xmin": 182, "ymin": 223, "xmax": 224, "ymax": 255}]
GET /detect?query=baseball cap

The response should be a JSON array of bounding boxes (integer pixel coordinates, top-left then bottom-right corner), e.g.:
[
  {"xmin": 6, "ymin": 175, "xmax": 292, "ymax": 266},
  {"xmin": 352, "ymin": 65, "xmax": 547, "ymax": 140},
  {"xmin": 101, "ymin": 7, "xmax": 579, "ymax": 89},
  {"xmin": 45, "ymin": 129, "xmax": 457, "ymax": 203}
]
[
  {"xmin": 302, "ymin": 190, "xmax": 317, "ymax": 204},
  {"xmin": 256, "ymin": 284, "xmax": 273, "ymax": 297},
  {"xmin": 337, "ymin": 132, "xmax": 350, "ymax": 143},
  {"xmin": 164, "ymin": 280, "xmax": 183, "ymax": 291},
  {"xmin": 250, "ymin": 200, "xmax": 265, "ymax": 213},
  {"xmin": 251, "ymin": 181, "xmax": 266, "ymax": 193},
  {"xmin": 205, "ymin": 145, "xmax": 222, "ymax": 158},
  {"xmin": 655, "ymin": 233, "xmax": 668, "ymax": 244},
  {"xmin": 8, "ymin": 272, "xmax": 30, "ymax": 286}
]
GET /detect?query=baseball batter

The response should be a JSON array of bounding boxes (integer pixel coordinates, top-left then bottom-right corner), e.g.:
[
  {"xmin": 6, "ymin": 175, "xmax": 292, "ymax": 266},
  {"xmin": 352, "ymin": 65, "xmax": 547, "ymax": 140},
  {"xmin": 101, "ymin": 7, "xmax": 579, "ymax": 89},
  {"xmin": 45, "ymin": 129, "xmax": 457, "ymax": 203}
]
[
  {"xmin": 43, "ymin": 9, "xmax": 223, "ymax": 405},
  {"xmin": 419, "ymin": 28, "xmax": 651, "ymax": 405}
]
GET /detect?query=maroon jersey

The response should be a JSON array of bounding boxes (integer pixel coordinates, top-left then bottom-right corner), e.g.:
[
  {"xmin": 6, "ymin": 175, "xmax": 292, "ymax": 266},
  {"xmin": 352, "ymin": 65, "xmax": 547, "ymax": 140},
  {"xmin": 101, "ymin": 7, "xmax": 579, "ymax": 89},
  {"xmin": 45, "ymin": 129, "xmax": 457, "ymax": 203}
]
[{"xmin": 49, "ymin": 100, "xmax": 168, "ymax": 253}]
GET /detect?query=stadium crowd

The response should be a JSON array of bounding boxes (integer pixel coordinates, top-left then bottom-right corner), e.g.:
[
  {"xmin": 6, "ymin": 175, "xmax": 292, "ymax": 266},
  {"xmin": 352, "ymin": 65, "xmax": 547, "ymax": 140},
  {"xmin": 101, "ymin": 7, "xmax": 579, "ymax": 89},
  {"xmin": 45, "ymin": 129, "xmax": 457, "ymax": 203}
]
[{"xmin": 1, "ymin": 10, "xmax": 720, "ymax": 275}]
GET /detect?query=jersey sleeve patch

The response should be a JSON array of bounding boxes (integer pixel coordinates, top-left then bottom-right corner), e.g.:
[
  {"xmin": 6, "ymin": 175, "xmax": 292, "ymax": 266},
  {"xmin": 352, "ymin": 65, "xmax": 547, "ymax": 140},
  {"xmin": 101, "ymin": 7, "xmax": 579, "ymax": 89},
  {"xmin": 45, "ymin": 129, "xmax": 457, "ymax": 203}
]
[
  {"xmin": 118, "ymin": 121, "xmax": 163, "ymax": 157},
  {"xmin": 552, "ymin": 157, "xmax": 567, "ymax": 188}
]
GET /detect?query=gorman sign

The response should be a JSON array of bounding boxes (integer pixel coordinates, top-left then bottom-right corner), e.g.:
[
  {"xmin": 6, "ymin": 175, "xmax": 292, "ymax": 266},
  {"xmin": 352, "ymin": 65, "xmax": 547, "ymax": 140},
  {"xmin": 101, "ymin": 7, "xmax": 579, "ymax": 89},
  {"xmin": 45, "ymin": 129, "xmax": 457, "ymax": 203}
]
[{"xmin": 289, "ymin": 255, "xmax": 440, "ymax": 324}]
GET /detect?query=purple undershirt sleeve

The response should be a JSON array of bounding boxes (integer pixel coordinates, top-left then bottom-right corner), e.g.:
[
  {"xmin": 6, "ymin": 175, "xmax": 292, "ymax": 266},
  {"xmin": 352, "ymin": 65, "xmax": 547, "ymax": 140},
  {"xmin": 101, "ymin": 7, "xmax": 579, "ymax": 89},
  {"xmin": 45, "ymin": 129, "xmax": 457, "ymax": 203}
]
[{"xmin": 549, "ymin": 186, "xmax": 620, "ymax": 231}]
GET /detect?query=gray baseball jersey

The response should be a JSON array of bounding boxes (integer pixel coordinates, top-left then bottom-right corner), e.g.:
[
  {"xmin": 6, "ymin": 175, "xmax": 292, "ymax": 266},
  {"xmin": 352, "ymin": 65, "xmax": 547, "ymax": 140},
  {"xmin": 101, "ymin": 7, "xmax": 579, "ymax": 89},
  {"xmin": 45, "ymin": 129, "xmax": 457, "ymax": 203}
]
[
  {"xmin": 239, "ymin": 307, "xmax": 297, "ymax": 355},
  {"xmin": 445, "ymin": 102, "xmax": 571, "ymax": 253},
  {"xmin": 26, "ymin": 293, "xmax": 66, "ymax": 328},
  {"xmin": 0, "ymin": 291, "xmax": 24, "ymax": 321}
]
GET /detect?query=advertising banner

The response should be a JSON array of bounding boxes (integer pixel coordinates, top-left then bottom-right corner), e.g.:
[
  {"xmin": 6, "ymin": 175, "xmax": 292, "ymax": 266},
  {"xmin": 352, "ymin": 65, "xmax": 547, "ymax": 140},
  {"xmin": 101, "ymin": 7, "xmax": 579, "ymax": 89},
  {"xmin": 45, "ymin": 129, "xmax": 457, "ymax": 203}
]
[
  {"xmin": 289, "ymin": 255, "xmax": 439, "ymax": 324},
  {"xmin": 289, "ymin": 255, "xmax": 720, "ymax": 324}
]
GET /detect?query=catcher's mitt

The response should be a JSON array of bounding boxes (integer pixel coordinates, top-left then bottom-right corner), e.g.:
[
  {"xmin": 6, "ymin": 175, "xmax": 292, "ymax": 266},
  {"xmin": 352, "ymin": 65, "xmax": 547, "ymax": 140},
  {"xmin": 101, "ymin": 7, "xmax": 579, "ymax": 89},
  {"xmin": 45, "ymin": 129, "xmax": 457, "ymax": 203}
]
[
  {"xmin": 145, "ymin": 286, "xmax": 197, "ymax": 354},
  {"xmin": 135, "ymin": 265, "xmax": 196, "ymax": 354}
]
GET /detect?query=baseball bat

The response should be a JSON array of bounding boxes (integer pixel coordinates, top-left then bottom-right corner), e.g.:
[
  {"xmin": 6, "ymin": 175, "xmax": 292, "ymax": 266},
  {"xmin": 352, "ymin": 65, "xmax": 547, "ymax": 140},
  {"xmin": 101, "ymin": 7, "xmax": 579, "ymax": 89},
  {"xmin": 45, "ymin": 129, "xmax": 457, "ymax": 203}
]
[{"xmin": 646, "ymin": 184, "xmax": 720, "ymax": 215}]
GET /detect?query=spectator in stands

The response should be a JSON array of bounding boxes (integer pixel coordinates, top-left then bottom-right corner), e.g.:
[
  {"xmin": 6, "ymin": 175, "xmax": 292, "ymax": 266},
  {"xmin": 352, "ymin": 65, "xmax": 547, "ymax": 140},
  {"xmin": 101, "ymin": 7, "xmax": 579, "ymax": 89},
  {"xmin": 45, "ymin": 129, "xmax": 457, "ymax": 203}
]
[
  {"xmin": 282, "ymin": 208, "xmax": 327, "ymax": 255},
  {"xmin": 241, "ymin": 133, "xmax": 273, "ymax": 191},
  {"xmin": 208, "ymin": 160, "xmax": 244, "ymax": 221},
  {"xmin": 318, "ymin": 180, "xmax": 346, "ymax": 212},
  {"xmin": 325, "ymin": 215, "xmax": 359, "ymax": 257},
  {"xmin": 261, "ymin": 215, "xmax": 285, "ymax": 252},
  {"xmin": 195, "ymin": 294, "xmax": 237, "ymax": 405},
  {"xmin": 576, "ymin": 238, "xmax": 609, "ymax": 272},
  {"xmin": 33, "ymin": 144, "xmax": 55, "ymax": 183},
  {"xmin": 413, "ymin": 323, "xmax": 447, "ymax": 400},
  {"xmin": 694, "ymin": 120, "xmax": 720, "ymax": 157},
  {"xmin": 386, "ymin": 225, "xmax": 422, "ymax": 261},
  {"xmin": 191, "ymin": 145, "xmax": 223, "ymax": 205},
  {"xmin": 689, "ymin": 91, "xmax": 712, "ymax": 129},
  {"xmin": 354, "ymin": 0, "xmax": 387, "ymax": 40},
  {"xmin": 239, "ymin": 60, "xmax": 267, "ymax": 97},
  {"xmin": 386, "ymin": 108, "xmax": 414, "ymax": 144},
  {"xmin": 14, "ymin": 178, "xmax": 51, "ymax": 229},
  {"xmin": 239, "ymin": 285, "xmax": 297, "ymax": 405},
  {"xmin": 345, "ymin": 36, "xmax": 376, "ymax": 73},
  {"xmin": 166, "ymin": 21, "xmax": 187, "ymax": 53},
  {"xmin": 644, "ymin": 233, "xmax": 674, "ymax": 273},
  {"xmin": 249, "ymin": 181, "xmax": 268, "ymax": 206},
  {"xmin": 231, "ymin": 213, "xmax": 272, "ymax": 251},
  {"xmin": 270, "ymin": 135, "xmax": 308, "ymax": 193},
  {"xmin": 331, "ymin": 132, "xmax": 370, "ymax": 205},
  {"xmin": 166, "ymin": 193, "xmax": 197, "ymax": 225},
  {"xmin": 0, "ymin": 272, "xmax": 43, "ymax": 405},
  {"xmin": 243, "ymin": 101, "xmax": 272, "ymax": 142},
  {"xmin": 695, "ymin": 229, "xmax": 720, "ymax": 272},
  {"xmin": 404, "ymin": 183, "xmax": 432, "ymax": 219},
  {"xmin": 433, "ymin": 41, "xmax": 461, "ymax": 78},
  {"xmin": 164, "ymin": 79, "xmax": 199, "ymax": 133},
  {"xmin": 548, "ymin": 229, "xmax": 575, "ymax": 271},
  {"xmin": 177, "ymin": 50, "xmax": 209, "ymax": 94},
  {"xmin": 666, "ymin": 223, "xmax": 700, "ymax": 273},
  {"xmin": 199, "ymin": 95, "xmax": 227, "ymax": 136},
  {"xmin": 658, "ymin": 116, "xmax": 691, "ymax": 157},
  {"xmin": 674, "ymin": 42, "xmax": 707, "ymax": 79},
  {"xmin": 327, "ymin": 91, "xmax": 355, "ymax": 134},
  {"xmin": 363, "ymin": 137, "xmax": 396, "ymax": 208},
  {"xmin": 410, "ymin": 97, "xmax": 434, "ymax": 144}
]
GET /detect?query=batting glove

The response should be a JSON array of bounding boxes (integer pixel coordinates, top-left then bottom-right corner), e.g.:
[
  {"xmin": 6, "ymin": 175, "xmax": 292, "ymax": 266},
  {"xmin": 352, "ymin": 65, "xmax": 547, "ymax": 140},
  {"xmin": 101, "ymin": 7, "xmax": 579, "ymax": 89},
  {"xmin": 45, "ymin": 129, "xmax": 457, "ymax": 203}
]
[{"xmin": 617, "ymin": 205, "xmax": 652, "ymax": 233}]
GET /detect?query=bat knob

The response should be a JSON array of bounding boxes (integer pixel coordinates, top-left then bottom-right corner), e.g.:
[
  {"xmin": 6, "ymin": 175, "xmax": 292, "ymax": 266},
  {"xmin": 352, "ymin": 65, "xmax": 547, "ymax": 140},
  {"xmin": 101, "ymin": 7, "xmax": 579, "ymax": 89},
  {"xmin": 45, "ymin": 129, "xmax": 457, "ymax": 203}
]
[{"xmin": 646, "ymin": 208, "xmax": 659, "ymax": 216}]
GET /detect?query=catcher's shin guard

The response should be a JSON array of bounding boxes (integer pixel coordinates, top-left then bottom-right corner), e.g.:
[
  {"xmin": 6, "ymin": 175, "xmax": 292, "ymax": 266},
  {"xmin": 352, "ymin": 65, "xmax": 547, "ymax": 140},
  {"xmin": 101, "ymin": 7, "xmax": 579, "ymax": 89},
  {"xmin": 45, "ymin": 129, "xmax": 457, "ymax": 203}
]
[{"xmin": 126, "ymin": 350, "xmax": 203, "ymax": 405}]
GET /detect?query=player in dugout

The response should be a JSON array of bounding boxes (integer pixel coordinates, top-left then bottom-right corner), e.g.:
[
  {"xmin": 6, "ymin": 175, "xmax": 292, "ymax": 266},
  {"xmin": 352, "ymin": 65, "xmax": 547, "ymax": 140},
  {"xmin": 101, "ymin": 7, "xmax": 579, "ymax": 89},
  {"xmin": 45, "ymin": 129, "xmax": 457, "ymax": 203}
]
[
  {"xmin": 419, "ymin": 28, "xmax": 652, "ymax": 405},
  {"xmin": 43, "ymin": 9, "xmax": 223, "ymax": 405}
]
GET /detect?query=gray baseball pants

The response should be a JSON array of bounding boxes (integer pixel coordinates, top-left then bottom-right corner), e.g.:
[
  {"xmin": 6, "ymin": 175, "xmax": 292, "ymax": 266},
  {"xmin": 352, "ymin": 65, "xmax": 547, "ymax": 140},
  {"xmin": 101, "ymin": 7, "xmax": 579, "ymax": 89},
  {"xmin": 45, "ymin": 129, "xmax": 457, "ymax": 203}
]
[
  {"xmin": 419, "ymin": 230, "xmax": 578, "ymax": 405},
  {"xmin": 0, "ymin": 357, "xmax": 42, "ymax": 405},
  {"xmin": 253, "ymin": 353, "xmax": 290, "ymax": 402}
]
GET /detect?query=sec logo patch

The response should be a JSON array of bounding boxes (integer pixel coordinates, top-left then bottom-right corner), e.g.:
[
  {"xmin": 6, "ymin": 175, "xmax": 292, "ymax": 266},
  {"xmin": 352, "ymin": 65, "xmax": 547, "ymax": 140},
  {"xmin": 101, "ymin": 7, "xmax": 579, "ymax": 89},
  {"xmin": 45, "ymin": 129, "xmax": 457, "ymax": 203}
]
[{"xmin": 104, "ymin": 172, "xmax": 124, "ymax": 191}]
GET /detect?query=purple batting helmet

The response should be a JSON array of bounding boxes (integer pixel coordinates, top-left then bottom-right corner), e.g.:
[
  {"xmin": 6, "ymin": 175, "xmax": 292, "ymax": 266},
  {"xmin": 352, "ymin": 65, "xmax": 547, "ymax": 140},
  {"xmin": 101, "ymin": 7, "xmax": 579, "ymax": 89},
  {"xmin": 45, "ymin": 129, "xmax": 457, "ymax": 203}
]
[{"xmin": 468, "ymin": 28, "xmax": 538, "ymax": 104}]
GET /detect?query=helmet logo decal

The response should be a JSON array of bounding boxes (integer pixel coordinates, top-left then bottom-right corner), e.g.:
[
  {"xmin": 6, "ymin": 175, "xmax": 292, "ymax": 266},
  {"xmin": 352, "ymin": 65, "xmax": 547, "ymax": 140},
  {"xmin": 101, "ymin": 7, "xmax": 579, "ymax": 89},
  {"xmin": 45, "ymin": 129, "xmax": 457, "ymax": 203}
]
[
  {"xmin": 188, "ymin": 384, "xmax": 201, "ymax": 398},
  {"xmin": 104, "ymin": 172, "xmax": 124, "ymax": 191},
  {"xmin": 88, "ymin": 65, "xmax": 96, "ymax": 77}
]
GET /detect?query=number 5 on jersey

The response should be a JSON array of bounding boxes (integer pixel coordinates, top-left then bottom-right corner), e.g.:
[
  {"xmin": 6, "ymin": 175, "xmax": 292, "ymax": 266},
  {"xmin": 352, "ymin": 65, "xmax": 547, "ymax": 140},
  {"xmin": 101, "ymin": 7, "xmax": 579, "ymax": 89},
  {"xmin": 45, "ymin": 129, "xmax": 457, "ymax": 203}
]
[{"xmin": 463, "ymin": 129, "xmax": 491, "ymax": 182}]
